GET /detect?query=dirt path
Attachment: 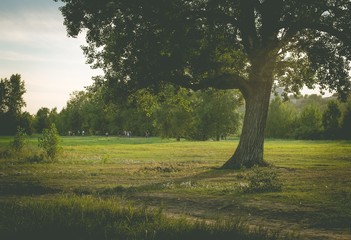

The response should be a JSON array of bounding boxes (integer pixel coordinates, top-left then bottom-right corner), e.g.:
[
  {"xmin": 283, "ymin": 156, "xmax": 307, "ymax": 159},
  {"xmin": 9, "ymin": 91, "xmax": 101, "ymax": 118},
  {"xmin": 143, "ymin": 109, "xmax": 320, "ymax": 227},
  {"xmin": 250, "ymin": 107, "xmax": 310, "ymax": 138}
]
[{"xmin": 128, "ymin": 192, "xmax": 351, "ymax": 240}]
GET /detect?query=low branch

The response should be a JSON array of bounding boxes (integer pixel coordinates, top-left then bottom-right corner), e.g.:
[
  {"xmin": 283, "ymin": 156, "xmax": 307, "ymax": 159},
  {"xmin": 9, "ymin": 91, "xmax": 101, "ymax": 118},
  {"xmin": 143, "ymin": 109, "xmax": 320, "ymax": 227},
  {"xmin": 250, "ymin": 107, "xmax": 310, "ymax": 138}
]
[{"xmin": 175, "ymin": 73, "xmax": 251, "ymax": 98}]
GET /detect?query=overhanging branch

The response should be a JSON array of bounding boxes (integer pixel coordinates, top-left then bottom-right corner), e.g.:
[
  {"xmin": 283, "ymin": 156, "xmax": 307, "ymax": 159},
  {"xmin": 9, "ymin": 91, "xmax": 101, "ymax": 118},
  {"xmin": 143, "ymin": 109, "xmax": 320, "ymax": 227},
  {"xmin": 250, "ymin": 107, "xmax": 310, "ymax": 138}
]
[
  {"xmin": 281, "ymin": 21, "xmax": 351, "ymax": 46},
  {"xmin": 175, "ymin": 73, "xmax": 251, "ymax": 98}
]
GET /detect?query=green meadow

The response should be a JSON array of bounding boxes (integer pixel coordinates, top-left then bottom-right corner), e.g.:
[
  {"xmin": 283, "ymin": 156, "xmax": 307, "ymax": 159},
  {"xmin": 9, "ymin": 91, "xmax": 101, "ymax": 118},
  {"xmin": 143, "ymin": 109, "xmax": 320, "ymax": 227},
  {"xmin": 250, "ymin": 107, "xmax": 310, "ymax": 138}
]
[{"xmin": 1, "ymin": 136, "xmax": 351, "ymax": 239}]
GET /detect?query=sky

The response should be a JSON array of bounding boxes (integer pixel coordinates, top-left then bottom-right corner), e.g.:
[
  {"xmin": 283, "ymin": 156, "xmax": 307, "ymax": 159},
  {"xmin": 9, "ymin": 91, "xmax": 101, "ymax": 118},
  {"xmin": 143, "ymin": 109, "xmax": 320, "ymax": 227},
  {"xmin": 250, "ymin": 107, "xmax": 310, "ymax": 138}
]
[{"xmin": 0, "ymin": 0, "xmax": 102, "ymax": 114}]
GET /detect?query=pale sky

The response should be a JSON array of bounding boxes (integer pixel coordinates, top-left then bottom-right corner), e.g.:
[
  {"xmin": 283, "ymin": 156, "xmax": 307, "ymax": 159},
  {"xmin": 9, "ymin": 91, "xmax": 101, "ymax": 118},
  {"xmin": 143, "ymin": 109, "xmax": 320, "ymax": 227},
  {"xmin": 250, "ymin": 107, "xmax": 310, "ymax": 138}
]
[{"xmin": 0, "ymin": 0, "xmax": 101, "ymax": 114}]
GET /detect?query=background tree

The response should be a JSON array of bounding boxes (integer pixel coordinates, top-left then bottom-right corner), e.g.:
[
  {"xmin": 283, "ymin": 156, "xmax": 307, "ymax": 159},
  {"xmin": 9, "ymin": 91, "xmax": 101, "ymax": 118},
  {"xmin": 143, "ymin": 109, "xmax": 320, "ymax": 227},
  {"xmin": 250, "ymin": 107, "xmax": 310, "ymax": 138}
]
[
  {"xmin": 266, "ymin": 97, "xmax": 297, "ymax": 139},
  {"xmin": 19, "ymin": 112, "xmax": 34, "ymax": 135},
  {"xmin": 58, "ymin": 0, "xmax": 351, "ymax": 168},
  {"xmin": 0, "ymin": 74, "xmax": 26, "ymax": 135},
  {"xmin": 61, "ymin": 91, "xmax": 87, "ymax": 134},
  {"xmin": 322, "ymin": 100, "xmax": 341, "ymax": 139},
  {"xmin": 192, "ymin": 89, "xmax": 242, "ymax": 141},
  {"xmin": 340, "ymin": 100, "xmax": 351, "ymax": 140},
  {"xmin": 7, "ymin": 74, "xmax": 26, "ymax": 114},
  {"xmin": 154, "ymin": 86, "xmax": 194, "ymax": 141},
  {"xmin": 34, "ymin": 107, "xmax": 51, "ymax": 133},
  {"xmin": 58, "ymin": 88, "xmax": 130, "ymax": 135},
  {"xmin": 294, "ymin": 104, "xmax": 323, "ymax": 140},
  {"xmin": 291, "ymin": 94, "xmax": 329, "ymax": 112}
]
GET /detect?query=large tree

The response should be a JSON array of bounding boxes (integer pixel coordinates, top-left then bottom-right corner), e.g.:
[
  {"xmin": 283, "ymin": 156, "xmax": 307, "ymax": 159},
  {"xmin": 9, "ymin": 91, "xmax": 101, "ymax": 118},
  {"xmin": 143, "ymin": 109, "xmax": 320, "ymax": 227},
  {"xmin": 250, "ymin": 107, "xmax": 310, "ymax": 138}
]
[{"xmin": 57, "ymin": 0, "xmax": 351, "ymax": 168}]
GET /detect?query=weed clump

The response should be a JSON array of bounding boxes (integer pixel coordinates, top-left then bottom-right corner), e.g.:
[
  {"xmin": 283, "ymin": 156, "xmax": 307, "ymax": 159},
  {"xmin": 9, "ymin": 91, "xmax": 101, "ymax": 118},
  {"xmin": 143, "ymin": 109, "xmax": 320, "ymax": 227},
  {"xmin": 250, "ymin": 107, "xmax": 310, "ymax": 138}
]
[{"xmin": 242, "ymin": 166, "xmax": 283, "ymax": 193}]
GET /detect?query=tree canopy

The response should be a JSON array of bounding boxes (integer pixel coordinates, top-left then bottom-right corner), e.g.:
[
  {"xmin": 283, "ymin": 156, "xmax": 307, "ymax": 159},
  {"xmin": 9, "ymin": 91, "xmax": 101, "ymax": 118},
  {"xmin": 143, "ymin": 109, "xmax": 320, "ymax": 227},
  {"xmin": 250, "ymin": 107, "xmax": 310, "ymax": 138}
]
[
  {"xmin": 57, "ymin": 0, "xmax": 351, "ymax": 168},
  {"xmin": 58, "ymin": 0, "xmax": 351, "ymax": 96}
]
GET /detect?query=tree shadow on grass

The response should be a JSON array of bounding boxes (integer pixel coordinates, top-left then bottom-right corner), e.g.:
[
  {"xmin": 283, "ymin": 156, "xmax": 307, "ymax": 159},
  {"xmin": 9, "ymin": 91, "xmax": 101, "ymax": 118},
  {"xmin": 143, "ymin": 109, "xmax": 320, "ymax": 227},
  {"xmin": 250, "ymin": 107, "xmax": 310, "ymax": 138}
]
[
  {"xmin": 99, "ymin": 167, "xmax": 236, "ymax": 196},
  {"xmin": 0, "ymin": 181, "xmax": 60, "ymax": 196}
]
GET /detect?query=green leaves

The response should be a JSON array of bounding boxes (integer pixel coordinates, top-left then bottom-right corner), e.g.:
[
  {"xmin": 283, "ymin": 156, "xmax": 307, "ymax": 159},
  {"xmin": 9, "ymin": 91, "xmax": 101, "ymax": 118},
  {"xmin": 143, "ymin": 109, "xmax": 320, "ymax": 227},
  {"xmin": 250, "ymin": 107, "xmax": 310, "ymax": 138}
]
[
  {"xmin": 11, "ymin": 127, "xmax": 27, "ymax": 152},
  {"xmin": 38, "ymin": 124, "xmax": 62, "ymax": 161}
]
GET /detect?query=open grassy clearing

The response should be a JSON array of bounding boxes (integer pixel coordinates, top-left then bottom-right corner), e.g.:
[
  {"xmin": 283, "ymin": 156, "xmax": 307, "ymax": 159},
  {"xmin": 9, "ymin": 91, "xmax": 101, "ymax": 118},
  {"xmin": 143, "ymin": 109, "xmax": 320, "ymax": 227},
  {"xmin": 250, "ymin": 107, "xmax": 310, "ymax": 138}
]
[{"xmin": 1, "ymin": 136, "xmax": 351, "ymax": 239}]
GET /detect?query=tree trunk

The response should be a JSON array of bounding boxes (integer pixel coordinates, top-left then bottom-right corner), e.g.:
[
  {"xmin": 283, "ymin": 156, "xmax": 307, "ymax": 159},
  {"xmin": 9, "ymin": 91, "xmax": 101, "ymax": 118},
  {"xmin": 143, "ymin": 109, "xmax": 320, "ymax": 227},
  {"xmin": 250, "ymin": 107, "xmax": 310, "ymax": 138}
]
[{"xmin": 222, "ymin": 80, "xmax": 273, "ymax": 169}]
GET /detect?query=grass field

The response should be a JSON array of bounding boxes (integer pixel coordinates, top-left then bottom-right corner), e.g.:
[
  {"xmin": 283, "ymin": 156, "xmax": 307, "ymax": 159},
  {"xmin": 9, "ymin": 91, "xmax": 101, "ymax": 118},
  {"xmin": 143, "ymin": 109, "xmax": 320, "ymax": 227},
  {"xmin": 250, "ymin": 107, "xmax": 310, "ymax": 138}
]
[{"xmin": 1, "ymin": 136, "xmax": 351, "ymax": 239}]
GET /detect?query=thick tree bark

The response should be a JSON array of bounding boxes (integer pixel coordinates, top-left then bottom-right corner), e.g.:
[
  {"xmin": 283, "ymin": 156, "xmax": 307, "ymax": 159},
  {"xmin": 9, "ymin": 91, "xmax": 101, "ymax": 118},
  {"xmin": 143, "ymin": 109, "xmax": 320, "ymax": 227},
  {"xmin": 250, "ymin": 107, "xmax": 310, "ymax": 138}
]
[
  {"xmin": 222, "ymin": 81, "xmax": 272, "ymax": 169},
  {"xmin": 222, "ymin": 72, "xmax": 274, "ymax": 169}
]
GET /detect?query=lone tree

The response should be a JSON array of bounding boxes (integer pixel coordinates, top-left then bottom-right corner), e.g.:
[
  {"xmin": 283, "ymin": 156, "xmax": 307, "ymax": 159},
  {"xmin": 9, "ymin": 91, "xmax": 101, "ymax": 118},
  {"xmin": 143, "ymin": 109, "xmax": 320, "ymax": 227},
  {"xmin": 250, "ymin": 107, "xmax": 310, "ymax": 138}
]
[{"xmin": 57, "ymin": 0, "xmax": 351, "ymax": 168}]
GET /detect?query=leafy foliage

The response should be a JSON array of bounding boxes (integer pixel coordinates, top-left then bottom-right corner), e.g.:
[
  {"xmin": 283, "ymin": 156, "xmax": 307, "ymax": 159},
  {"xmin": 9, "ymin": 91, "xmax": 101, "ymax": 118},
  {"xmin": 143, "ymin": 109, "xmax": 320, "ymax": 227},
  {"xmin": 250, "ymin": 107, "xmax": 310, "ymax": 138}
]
[
  {"xmin": 38, "ymin": 124, "xmax": 62, "ymax": 161},
  {"xmin": 191, "ymin": 89, "xmax": 242, "ymax": 140},
  {"xmin": 11, "ymin": 127, "xmax": 27, "ymax": 152},
  {"xmin": 340, "ymin": 100, "xmax": 351, "ymax": 139},
  {"xmin": 55, "ymin": 85, "xmax": 243, "ymax": 140},
  {"xmin": 266, "ymin": 95, "xmax": 351, "ymax": 140},
  {"xmin": 58, "ymin": 0, "xmax": 351, "ymax": 97},
  {"xmin": 266, "ymin": 97, "xmax": 297, "ymax": 139},
  {"xmin": 322, "ymin": 100, "xmax": 341, "ymax": 139},
  {"xmin": 154, "ymin": 86, "xmax": 194, "ymax": 140}
]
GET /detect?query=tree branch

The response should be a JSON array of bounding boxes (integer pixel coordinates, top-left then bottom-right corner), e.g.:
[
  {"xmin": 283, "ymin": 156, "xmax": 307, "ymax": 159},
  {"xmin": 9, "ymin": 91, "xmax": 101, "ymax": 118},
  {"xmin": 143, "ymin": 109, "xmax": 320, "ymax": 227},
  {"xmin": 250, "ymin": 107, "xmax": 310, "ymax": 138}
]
[
  {"xmin": 238, "ymin": 0, "xmax": 260, "ymax": 55},
  {"xmin": 281, "ymin": 21, "xmax": 351, "ymax": 46},
  {"xmin": 175, "ymin": 73, "xmax": 251, "ymax": 98}
]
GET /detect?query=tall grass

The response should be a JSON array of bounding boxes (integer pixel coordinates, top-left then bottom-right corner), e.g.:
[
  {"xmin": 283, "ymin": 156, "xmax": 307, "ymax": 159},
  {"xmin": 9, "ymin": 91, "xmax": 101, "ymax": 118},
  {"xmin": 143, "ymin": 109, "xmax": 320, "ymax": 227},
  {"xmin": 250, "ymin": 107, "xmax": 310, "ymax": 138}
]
[{"xmin": 0, "ymin": 195, "xmax": 288, "ymax": 240}]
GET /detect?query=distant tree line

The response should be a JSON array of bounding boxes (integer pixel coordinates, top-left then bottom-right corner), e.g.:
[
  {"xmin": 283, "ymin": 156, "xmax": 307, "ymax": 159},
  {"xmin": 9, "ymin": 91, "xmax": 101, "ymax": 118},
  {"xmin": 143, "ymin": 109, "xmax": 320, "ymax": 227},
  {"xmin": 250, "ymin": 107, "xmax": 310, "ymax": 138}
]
[
  {"xmin": 0, "ymin": 75, "xmax": 243, "ymax": 141},
  {"xmin": 54, "ymin": 84, "xmax": 243, "ymax": 141},
  {"xmin": 2, "ymin": 74, "xmax": 350, "ymax": 140},
  {"xmin": 266, "ymin": 94, "xmax": 351, "ymax": 140}
]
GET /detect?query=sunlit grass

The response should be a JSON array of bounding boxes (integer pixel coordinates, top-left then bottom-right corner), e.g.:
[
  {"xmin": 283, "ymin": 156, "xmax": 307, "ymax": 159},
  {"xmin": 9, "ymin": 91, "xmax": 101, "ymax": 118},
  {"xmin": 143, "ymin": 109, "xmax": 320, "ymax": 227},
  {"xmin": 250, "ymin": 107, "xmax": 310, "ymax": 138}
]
[
  {"xmin": 1, "ymin": 136, "xmax": 351, "ymax": 239},
  {"xmin": 0, "ymin": 195, "xmax": 288, "ymax": 240}
]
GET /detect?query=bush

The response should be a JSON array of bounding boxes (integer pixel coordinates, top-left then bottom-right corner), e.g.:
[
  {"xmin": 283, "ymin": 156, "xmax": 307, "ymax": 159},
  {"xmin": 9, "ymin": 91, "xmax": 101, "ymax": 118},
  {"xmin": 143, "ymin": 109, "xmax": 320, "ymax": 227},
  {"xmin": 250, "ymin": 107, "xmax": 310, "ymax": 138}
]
[
  {"xmin": 38, "ymin": 124, "xmax": 62, "ymax": 161},
  {"xmin": 243, "ymin": 166, "xmax": 283, "ymax": 193},
  {"xmin": 11, "ymin": 127, "xmax": 27, "ymax": 152}
]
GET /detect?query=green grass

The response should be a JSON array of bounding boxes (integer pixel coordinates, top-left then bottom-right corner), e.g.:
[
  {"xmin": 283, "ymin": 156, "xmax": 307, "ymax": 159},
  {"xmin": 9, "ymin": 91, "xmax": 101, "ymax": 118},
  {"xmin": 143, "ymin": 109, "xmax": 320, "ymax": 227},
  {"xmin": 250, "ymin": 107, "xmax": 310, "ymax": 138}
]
[
  {"xmin": 0, "ymin": 195, "xmax": 285, "ymax": 240},
  {"xmin": 1, "ymin": 136, "xmax": 351, "ymax": 239}
]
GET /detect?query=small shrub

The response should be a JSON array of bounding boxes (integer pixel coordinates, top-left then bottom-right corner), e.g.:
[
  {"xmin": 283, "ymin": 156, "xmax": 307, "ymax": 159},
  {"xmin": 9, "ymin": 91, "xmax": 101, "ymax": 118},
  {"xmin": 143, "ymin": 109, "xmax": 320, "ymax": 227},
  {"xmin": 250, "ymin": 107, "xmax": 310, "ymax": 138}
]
[
  {"xmin": 243, "ymin": 166, "xmax": 282, "ymax": 193},
  {"xmin": 11, "ymin": 127, "xmax": 27, "ymax": 152},
  {"xmin": 38, "ymin": 124, "xmax": 62, "ymax": 161}
]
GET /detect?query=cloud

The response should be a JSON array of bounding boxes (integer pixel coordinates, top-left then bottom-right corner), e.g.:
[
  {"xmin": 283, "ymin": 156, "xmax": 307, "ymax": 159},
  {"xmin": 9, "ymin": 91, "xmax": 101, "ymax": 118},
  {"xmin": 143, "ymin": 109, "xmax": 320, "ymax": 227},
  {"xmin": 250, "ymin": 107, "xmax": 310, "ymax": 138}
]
[
  {"xmin": 0, "ymin": 0, "xmax": 101, "ymax": 114},
  {"xmin": 0, "ymin": 50, "xmax": 51, "ymax": 62},
  {"xmin": 0, "ymin": 0, "xmax": 89, "ymax": 63},
  {"xmin": 0, "ymin": 16, "xmax": 63, "ymax": 43}
]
